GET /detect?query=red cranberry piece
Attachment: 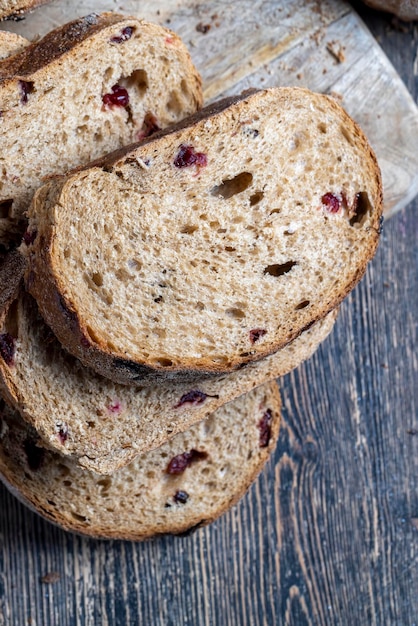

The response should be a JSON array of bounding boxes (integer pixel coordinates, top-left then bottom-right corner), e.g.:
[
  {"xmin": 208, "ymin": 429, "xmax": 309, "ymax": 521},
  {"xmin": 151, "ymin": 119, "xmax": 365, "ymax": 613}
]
[
  {"xmin": 80, "ymin": 335, "xmax": 90, "ymax": 348},
  {"xmin": 166, "ymin": 449, "xmax": 208, "ymax": 474},
  {"xmin": 174, "ymin": 389, "xmax": 219, "ymax": 408},
  {"xmin": 110, "ymin": 26, "xmax": 133, "ymax": 43},
  {"xmin": 57, "ymin": 424, "xmax": 68, "ymax": 445},
  {"xmin": 321, "ymin": 192, "xmax": 341, "ymax": 213},
  {"xmin": 107, "ymin": 400, "xmax": 123, "ymax": 415},
  {"xmin": 102, "ymin": 84, "xmax": 129, "ymax": 108},
  {"xmin": 174, "ymin": 144, "xmax": 207, "ymax": 169},
  {"xmin": 19, "ymin": 80, "xmax": 34, "ymax": 104},
  {"xmin": 0, "ymin": 333, "xmax": 16, "ymax": 366},
  {"xmin": 165, "ymin": 36, "xmax": 175, "ymax": 45},
  {"xmin": 22, "ymin": 229, "xmax": 37, "ymax": 246},
  {"xmin": 173, "ymin": 490, "xmax": 189, "ymax": 504},
  {"xmin": 249, "ymin": 328, "xmax": 267, "ymax": 344},
  {"xmin": 258, "ymin": 409, "xmax": 273, "ymax": 448},
  {"xmin": 24, "ymin": 438, "xmax": 45, "ymax": 471}
]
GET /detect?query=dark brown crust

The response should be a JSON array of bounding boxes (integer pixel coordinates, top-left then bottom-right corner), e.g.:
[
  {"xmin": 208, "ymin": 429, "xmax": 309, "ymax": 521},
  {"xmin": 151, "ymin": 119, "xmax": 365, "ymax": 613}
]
[
  {"xmin": 0, "ymin": 0, "xmax": 51, "ymax": 20},
  {"xmin": 25, "ymin": 88, "xmax": 383, "ymax": 386},
  {"xmin": 0, "ymin": 13, "xmax": 127, "ymax": 79},
  {"xmin": 0, "ymin": 385, "xmax": 281, "ymax": 540},
  {"xmin": 0, "ymin": 250, "xmax": 26, "ymax": 313}
]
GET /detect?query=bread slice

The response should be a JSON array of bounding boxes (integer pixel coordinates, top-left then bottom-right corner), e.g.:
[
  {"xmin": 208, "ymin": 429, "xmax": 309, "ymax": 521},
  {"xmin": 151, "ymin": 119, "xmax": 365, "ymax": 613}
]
[
  {"xmin": 0, "ymin": 382, "xmax": 281, "ymax": 539},
  {"xmin": 24, "ymin": 87, "xmax": 382, "ymax": 386},
  {"xmin": 0, "ymin": 251, "xmax": 335, "ymax": 473},
  {"xmin": 0, "ymin": 12, "xmax": 202, "ymax": 244},
  {"xmin": 0, "ymin": 31, "xmax": 29, "ymax": 57},
  {"xmin": 0, "ymin": 0, "xmax": 50, "ymax": 20}
]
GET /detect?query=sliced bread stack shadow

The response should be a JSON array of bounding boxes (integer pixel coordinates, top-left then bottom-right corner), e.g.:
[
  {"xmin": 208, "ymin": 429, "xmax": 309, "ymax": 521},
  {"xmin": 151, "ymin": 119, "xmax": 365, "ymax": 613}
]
[{"xmin": 0, "ymin": 16, "xmax": 382, "ymax": 538}]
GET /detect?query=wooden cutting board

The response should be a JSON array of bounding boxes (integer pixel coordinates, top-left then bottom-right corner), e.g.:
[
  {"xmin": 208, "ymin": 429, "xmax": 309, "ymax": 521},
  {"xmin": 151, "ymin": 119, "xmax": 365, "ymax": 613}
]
[{"xmin": 4, "ymin": 0, "xmax": 418, "ymax": 217}]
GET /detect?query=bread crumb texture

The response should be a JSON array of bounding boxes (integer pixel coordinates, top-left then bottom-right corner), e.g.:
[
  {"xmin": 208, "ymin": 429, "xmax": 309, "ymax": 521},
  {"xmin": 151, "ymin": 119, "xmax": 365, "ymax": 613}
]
[
  {"xmin": 0, "ymin": 283, "xmax": 335, "ymax": 473},
  {"xmin": 0, "ymin": 383, "xmax": 281, "ymax": 539},
  {"xmin": 26, "ymin": 88, "xmax": 381, "ymax": 381},
  {"xmin": 0, "ymin": 13, "xmax": 202, "ymax": 243}
]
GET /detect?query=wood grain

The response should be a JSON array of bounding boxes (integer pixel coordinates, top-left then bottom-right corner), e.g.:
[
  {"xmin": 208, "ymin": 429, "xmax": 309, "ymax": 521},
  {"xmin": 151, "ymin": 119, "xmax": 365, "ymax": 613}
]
[
  {"xmin": 2, "ymin": 0, "xmax": 418, "ymax": 216},
  {"xmin": 0, "ymin": 3, "xmax": 418, "ymax": 626}
]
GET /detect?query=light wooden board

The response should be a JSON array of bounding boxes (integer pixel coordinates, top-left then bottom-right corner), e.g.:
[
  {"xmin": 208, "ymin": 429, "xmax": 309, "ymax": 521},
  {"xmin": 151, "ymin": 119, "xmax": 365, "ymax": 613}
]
[{"xmin": 3, "ymin": 0, "xmax": 418, "ymax": 216}]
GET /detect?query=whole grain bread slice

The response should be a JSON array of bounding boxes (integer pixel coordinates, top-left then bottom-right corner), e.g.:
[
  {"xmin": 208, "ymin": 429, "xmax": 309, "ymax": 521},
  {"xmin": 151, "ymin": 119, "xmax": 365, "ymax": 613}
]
[
  {"xmin": 0, "ymin": 382, "xmax": 281, "ymax": 539},
  {"xmin": 0, "ymin": 0, "xmax": 50, "ymax": 20},
  {"xmin": 0, "ymin": 252, "xmax": 335, "ymax": 473},
  {"xmin": 0, "ymin": 12, "xmax": 202, "ymax": 244},
  {"xmin": 24, "ymin": 87, "xmax": 382, "ymax": 386}
]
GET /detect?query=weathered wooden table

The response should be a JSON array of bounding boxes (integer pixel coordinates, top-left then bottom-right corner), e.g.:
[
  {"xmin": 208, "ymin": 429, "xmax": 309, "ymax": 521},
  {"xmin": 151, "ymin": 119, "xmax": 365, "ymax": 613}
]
[{"xmin": 1, "ymin": 1, "xmax": 417, "ymax": 624}]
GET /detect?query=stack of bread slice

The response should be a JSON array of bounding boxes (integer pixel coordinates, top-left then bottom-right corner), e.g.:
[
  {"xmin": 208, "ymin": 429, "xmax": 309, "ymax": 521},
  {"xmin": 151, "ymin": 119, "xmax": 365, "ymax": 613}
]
[{"xmin": 0, "ymin": 14, "xmax": 382, "ymax": 539}]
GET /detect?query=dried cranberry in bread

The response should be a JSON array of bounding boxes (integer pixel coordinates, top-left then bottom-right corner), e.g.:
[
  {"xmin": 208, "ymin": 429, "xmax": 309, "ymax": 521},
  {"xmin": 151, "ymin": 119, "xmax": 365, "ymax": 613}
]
[
  {"xmin": 24, "ymin": 88, "xmax": 382, "ymax": 385},
  {"xmin": 0, "ymin": 255, "xmax": 335, "ymax": 473},
  {"xmin": 0, "ymin": 0, "xmax": 50, "ymax": 20},
  {"xmin": 0, "ymin": 12, "xmax": 202, "ymax": 244},
  {"xmin": 0, "ymin": 382, "xmax": 281, "ymax": 539},
  {"xmin": 362, "ymin": 0, "xmax": 418, "ymax": 20}
]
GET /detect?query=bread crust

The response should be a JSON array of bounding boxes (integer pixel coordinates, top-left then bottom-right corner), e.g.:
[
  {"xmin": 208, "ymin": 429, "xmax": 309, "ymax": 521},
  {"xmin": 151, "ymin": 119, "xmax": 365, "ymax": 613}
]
[
  {"xmin": 24, "ymin": 88, "xmax": 382, "ymax": 386},
  {"xmin": 0, "ymin": 383, "xmax": 281, "ymax": 540}
]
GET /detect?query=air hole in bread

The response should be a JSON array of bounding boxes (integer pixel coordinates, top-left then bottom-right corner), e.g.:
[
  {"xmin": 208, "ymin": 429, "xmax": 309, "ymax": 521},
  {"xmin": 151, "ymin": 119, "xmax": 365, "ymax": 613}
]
[
  {"xmin": 86, "ymin": 325, "xmax": 101, "ymax": 344},
  {"xmin": 318, "ymin": 122, "xmax": 327, "ymax": 134},
  {"xmin": 76, "ymin": 124, "xmax": 87, "ymax": 135},
  {"xmin": 47, "ymin": 499, "xmax": 57, "ymax": 507},
  {"xmin": 70, "ymin": 511, "xmax": 88, "ymax": 523},
  {"xmin": 295, "ymin": 300, "xmax": 310, "ymax": 310},
  {"xmin": 5, "ymin": 299, "xmax": 18, "ymax": 338},
  {"xmin": 180, "ymin": 224, "xmax": 198, "ymax": 235},
  {"xmin": 210, "ymin": 172, "xmax": 253, "ymax": 199},
  {"xmin": 91, "ymin": 272, "xmax": 103, "ymax": 287},
  {"xmin": 152, "ymin": 357, "xmax": 174, "ymax": 367},
  {"xmin": 128, "ymin": 259, "xmax": 142, "ymax": 271},
  {"xmin": 350, "ymin": 191, "xmax": 372, "ymax": 227},
  {"xmin": 341, "ymin": 125, "xmax": 354, "ymax": 146},
  {"xmin": 119, "ymin": 69, "xmax": 148, "ymax": 97},
  {"xmin": 166, "ymin": 90, "xmax": 183, "ymax": 115},
  {"xmin": 87, "ymin": 421, "xmax": 95, "ymax": 429},
  {"xmin": 225, "ymin": 246, "xmax": 236, "ymax": 252},
  {"xmin": 250, "ymin": 191, "xmax": 264, "ymax": 206},
  {"xmin": 264, "ymin": 261, "xmax": 297, "ymax": 277},
  {"xmin": 97, "ymin": 477, "xmax": 112, "ymax": 492},
  {"xmin": 57, "ymin": 463, "xmax": 70, "ymax": 477},
  {"xmin": 225, "ymin": 308, "xmax": 246, "ymax": 319},
  {"xmin": 181, "ymin": 79, "xmax": 190, "ymax": 97},
  {"xmin": 195, "ymin": 301, "xmax": 205, "ymax": 311},
  {"xmin": 0, "ymin": 199, "xmax": 13, "ymax": 219},
  {"xmin": 270, "ymin": 208, "xmax": 281, "ymax": 216}
]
